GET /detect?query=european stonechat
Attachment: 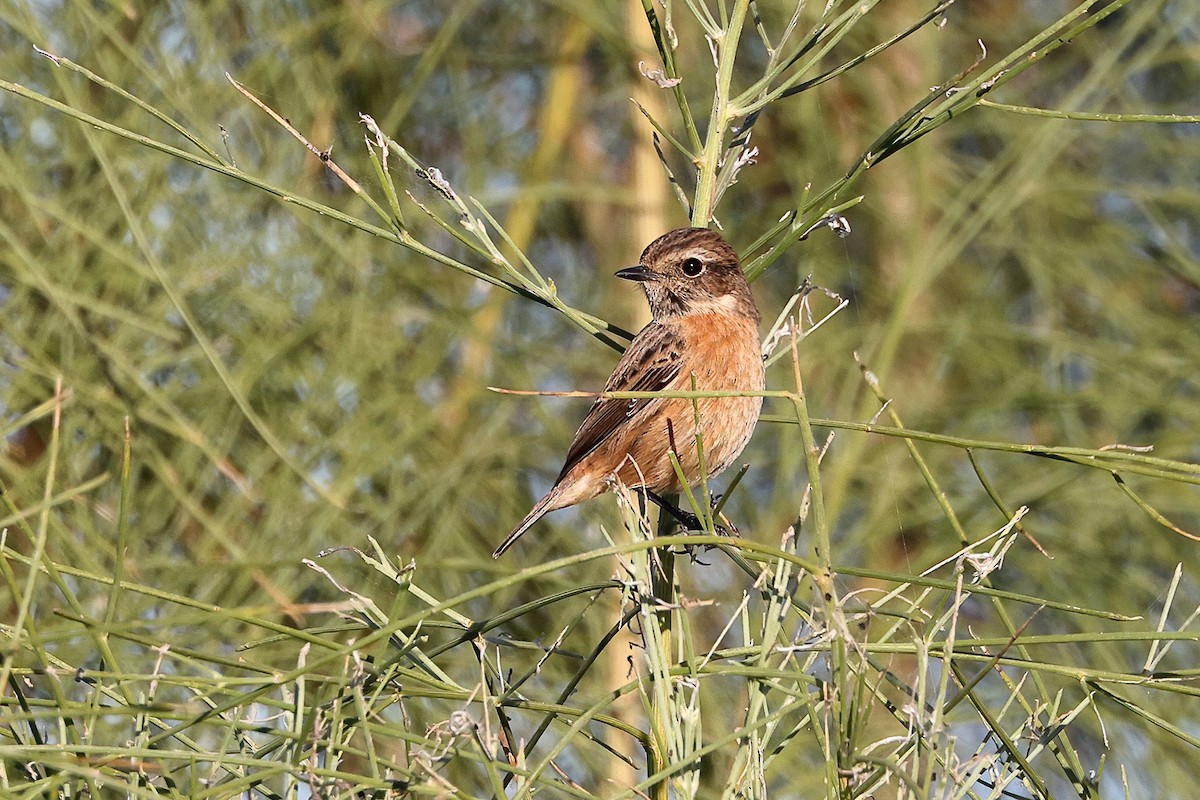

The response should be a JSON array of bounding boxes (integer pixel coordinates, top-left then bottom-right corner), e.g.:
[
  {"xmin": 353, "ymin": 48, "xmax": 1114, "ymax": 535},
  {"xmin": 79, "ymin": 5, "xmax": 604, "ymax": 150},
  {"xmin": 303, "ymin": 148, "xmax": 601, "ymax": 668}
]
[{"xmin": 494, "ymin": 227, "xmax": 765, "ymax": 558}]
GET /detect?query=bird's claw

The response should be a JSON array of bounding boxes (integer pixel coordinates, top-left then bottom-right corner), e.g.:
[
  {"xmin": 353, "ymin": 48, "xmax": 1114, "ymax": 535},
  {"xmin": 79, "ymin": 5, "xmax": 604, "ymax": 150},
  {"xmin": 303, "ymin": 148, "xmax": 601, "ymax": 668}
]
[{"xmin": 669, "ymin": 510, "xmax": 740, "ymax": 563}]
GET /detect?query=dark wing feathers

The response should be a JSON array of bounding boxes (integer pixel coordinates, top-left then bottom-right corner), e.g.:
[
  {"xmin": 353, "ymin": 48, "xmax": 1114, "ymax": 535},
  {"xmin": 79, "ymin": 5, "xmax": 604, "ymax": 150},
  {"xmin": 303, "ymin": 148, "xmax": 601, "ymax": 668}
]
[{"xmin": 555, "ymin": 323, "xmax": 683, "ymax": 482}]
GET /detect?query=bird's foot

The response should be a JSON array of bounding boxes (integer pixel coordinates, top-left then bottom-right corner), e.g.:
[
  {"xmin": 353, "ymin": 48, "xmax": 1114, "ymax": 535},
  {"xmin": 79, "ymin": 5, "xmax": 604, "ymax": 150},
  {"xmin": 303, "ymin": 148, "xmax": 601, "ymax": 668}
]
[
  {"xmin": 657, "ymin": 505, "xmax": 730, "ymax": 535},
  {"xmin": 644, "ymin": 491, "xmax": 740, "ymax": 556},
  {"xmin": 707, "ymin": 494, "xmax": 741, "ymax": 537}
]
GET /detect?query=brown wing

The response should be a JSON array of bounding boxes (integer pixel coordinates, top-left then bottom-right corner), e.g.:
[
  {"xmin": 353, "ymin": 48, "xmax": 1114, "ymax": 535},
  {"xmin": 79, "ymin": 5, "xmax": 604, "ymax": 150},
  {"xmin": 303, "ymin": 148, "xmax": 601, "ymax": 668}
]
[{"xmin": 555, "ymin": 322, "xmax": 684, "ymax": 482}]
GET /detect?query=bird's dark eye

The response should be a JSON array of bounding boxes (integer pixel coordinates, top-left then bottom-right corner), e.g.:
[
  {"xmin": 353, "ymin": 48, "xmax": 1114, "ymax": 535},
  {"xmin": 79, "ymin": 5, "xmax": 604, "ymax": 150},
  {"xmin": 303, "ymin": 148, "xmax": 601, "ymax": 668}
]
[{"xmin": 681, "ymin": 257, "xmax": 704, "ymax": 277}]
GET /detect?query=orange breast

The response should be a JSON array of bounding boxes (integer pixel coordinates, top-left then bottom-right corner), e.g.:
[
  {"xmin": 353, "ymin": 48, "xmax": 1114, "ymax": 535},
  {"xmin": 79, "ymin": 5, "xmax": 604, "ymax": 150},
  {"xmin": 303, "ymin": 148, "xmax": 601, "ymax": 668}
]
[{"xmin": 611, "ymin": 312, "xmax": 764, "ymax": 492}]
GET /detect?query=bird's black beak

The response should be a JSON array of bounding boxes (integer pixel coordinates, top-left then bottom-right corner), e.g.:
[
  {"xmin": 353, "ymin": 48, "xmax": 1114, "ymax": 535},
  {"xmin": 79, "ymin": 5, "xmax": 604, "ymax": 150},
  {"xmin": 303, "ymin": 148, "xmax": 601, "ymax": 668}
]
[{"xmin": 615, "ymin": 265, "xmax": 658, "ymax": 282}]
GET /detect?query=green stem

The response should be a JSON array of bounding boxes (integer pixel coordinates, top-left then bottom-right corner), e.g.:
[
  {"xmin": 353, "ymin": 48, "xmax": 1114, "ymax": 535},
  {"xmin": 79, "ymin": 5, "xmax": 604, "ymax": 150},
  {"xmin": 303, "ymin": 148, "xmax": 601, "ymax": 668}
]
[
  {"xmin": 691, "ymin": 0, "xmax": 749, "ymax": 226},
  {"xmin": 649, "ymin": 493, "xmax": 677, "ymax": 800}
]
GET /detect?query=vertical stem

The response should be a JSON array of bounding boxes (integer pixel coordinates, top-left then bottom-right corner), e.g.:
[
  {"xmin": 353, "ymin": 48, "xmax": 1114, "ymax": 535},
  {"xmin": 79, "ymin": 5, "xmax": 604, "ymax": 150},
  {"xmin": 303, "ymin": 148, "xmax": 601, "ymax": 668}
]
[
  {"xmin": 651, "ymin": 499, "xmax": 678, "ymax": 637},
  {"xmin": 640, "ymin": 0, "xmax": 704, "ymax": 154},
  {"xmin": 789, "ymin": 334, "xmax": 850, "ymax": 795},
  {"xmin": 691, "ymin": 0, "xmax": 750, "ymax": 226},
  {"xmin": 644, "ymin": 5, "xmax": 748, "ymax": 797},
  {"xmin": 649, "ymin": 493, "xmax": 676, "ymax": 800}
]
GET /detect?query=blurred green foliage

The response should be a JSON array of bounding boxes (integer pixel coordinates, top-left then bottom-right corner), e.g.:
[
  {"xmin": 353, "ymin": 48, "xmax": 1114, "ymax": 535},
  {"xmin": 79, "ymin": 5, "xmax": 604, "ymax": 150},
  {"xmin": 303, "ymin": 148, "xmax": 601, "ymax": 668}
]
[{"xmin": 1, "ymin": 1, "xmax": 1197, "ymax": 797}]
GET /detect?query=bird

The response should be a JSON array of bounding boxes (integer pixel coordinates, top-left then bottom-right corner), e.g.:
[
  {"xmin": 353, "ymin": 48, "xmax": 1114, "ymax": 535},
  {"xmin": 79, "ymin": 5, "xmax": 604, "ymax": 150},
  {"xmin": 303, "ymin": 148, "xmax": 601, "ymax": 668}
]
[{"xmin": 493, "ymin": 227, "xmax": 765, "ymax": 558}]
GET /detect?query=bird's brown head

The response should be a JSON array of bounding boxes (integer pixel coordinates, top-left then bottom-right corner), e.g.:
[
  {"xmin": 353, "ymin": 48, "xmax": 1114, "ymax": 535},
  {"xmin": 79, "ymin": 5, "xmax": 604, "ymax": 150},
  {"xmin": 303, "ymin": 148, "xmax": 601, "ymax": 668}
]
[{"xmin": 616, "ymin": 227, "xmax": 759, "ymax": 323}]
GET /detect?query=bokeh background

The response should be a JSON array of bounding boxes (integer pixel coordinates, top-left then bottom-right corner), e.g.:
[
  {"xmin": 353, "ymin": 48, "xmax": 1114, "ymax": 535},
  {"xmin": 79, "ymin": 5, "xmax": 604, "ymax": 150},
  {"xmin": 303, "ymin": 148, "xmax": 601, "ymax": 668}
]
[{"xmin": 1, "ymin": 1, "xmax": 1197, "ymax": 797}]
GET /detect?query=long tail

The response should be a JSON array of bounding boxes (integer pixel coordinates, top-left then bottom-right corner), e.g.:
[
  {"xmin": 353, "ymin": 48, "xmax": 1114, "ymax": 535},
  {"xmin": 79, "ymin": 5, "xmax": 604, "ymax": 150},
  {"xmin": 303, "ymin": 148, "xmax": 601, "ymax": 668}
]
[{"xmin": 492, "ymin": 493, "xmax": 555, "ymax": 559}]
